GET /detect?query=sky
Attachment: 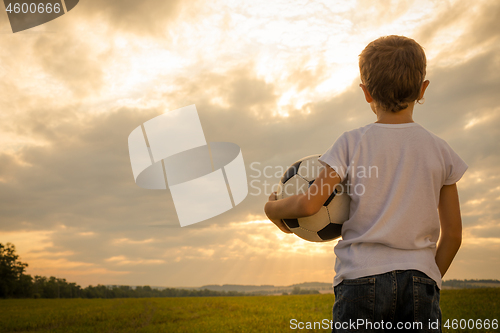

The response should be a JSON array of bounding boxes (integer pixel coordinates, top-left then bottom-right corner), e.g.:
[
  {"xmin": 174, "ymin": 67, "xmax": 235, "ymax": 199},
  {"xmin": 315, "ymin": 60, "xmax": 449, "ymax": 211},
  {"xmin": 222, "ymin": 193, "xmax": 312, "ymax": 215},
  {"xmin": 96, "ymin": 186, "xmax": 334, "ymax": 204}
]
[{"xmin": 0, "ymin": 0, "xmax": 499, "ymax": 288}]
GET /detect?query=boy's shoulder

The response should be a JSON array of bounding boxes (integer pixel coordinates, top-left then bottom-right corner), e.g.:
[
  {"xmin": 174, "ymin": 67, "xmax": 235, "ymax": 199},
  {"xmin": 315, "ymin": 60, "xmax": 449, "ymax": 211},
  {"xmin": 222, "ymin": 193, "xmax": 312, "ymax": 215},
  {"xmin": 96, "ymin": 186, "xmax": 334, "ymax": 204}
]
[
  {"xmin": 339, "ymin": 122, "xmax": 452, "ymax": 149},
  {"xmin": 346, "ymin": 122, "xmax": 441, "ymax": 138},
  {"xmin": 339, "ymin": 123, "xmax": 390, "ymax": 145},
  {"xmin": 339, "ymin": 123, "xmax": 376, "ymax": 140},
  {"xmin": 402, "ymin": 123, "xmax": 453, "ymax": 148}
]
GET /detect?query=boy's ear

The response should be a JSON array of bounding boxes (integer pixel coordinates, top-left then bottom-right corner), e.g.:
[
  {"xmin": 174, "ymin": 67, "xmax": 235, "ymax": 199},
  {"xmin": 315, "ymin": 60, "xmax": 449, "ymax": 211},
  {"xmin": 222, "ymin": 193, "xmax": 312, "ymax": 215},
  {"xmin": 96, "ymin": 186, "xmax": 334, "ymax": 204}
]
[
  {"xmin": 419, "ymin": 80, "xmax": 430, "ymax": 99},
  {"xmin": 359, "ymin": 84, "xmax": 374, "ymax": 103}
]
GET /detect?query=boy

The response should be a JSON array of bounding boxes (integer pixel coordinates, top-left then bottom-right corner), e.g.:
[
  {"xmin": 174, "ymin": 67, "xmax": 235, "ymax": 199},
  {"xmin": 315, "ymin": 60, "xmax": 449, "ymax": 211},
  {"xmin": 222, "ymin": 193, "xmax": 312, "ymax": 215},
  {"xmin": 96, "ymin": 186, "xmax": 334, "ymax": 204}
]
[{"xmin": 264, "ymin": 35, "xmax": 467, "ymax": 332}]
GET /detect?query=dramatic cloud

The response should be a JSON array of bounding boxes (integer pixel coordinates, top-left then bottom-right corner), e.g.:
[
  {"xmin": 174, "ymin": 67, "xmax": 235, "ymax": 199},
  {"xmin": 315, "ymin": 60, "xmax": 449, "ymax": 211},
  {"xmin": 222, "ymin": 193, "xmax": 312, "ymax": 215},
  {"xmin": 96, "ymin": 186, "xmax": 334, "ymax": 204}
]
[
  {"xmin": 73, "ymin": 0, "xmax": 186, "ymax": 36},
  {"xmin": 0, "ymin": 0, "xmax": 498, "ymax": 287}
]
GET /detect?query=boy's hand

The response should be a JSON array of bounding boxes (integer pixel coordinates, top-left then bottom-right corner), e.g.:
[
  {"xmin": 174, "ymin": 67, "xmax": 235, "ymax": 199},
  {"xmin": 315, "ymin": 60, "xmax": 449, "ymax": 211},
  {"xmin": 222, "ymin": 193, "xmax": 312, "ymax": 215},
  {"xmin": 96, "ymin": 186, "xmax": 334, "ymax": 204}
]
[
  {"xmin": 264, "ymin": 166, "xmax": 340, "ymax": 235},
  {"xmin": 268, "ymin": 191, "xmax": 277, "ymax": 202},
  {"xmin": 266, "ymin": 192, "xmax": 293, "ymax": 234}
]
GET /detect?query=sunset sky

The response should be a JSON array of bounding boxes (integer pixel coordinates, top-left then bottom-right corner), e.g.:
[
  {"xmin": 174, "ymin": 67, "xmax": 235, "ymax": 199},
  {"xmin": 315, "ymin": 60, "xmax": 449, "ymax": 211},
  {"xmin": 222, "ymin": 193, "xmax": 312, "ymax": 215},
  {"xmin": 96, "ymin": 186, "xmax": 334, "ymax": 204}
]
[{"xmin": 0, "ymin": 0, "xmax": 499, "ymax": 288}]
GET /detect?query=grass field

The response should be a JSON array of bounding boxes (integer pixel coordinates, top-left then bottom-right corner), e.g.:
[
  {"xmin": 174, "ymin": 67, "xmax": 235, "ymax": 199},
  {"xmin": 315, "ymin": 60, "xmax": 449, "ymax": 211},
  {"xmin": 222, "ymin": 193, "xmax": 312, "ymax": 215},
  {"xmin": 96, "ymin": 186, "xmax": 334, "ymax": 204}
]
[{"xmin": 0, "ymin": 289, "xmax": 498, "ymax": 332}]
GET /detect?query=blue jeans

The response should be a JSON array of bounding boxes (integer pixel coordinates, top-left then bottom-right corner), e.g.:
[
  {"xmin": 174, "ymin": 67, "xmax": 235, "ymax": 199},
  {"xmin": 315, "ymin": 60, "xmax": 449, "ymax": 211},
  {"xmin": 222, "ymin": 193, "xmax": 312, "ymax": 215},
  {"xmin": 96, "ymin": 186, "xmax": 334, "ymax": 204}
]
[{"xmin": 332, "ymin": 270, "xmax": 441, "ymax": 332}]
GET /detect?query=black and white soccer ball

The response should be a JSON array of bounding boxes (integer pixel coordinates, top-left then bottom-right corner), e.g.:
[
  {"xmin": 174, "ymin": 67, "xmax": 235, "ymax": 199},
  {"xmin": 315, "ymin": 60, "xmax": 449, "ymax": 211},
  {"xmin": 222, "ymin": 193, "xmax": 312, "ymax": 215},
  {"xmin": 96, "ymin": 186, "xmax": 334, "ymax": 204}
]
[{"xmin": 276, "ymin": 155, "xmax": 350, "ymax": 242}]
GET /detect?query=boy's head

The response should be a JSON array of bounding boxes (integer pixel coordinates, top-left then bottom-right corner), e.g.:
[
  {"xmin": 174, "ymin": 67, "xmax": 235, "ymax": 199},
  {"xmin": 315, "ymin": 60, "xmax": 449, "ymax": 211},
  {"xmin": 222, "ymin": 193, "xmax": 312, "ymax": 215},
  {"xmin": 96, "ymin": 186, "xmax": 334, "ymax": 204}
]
[{"xmin": 359, "ymin": 35, "xmax": 426, "ymax": 113}]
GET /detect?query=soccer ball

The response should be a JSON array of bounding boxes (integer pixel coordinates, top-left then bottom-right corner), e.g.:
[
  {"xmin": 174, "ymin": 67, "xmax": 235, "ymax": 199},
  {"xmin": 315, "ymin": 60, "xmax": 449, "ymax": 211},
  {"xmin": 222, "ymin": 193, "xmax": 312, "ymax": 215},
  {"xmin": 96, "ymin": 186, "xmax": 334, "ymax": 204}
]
[{"xmin": 276, "ymin": 155, "xmax": 350, "ymax": 242}]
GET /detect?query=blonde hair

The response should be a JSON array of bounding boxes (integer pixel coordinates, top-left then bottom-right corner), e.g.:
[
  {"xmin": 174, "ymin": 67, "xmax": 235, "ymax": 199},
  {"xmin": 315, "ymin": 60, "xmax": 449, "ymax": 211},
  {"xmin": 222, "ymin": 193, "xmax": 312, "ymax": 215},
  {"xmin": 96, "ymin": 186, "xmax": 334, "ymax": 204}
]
[{"xmin": 359, "ymin": 35, "xmax": 426, "ymax": 113}]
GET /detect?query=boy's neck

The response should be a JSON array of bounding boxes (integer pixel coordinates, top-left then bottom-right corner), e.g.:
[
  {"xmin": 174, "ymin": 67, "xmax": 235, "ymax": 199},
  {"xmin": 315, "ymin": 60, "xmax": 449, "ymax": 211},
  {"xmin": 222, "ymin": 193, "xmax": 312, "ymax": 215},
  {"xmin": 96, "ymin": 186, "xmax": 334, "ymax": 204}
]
[{"xmin": 374, "ymin": 103, "xmax": 415, "ymax": 124}]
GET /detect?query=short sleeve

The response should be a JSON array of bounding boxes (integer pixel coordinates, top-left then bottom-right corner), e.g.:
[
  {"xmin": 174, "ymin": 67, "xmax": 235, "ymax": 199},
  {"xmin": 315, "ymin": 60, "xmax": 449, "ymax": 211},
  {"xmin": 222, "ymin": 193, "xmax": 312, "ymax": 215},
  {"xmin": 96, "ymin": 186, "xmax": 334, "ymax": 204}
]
[
  {"xmin": 318, "ymin": 132, "xmax": 349, "ymax": 181},
  {"xmin": 442, "ymin": 142, "xmax": 468, "ymax": 185}
]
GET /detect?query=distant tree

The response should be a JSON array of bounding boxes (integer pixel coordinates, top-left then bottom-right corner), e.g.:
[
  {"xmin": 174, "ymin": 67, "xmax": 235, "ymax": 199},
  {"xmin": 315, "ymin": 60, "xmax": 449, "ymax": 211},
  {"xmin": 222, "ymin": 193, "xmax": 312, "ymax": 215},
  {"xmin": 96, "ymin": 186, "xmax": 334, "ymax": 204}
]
[
  {"xmin": 15, "ymin": 273, "xmax": 34, "ymax": 297},
  {"xmin": 0, "ymin": 243, "xmax": 30, "ymax": 298},
  {"xmin": 1, "ymin": 242, "xmax": 254, "ymax": 299}
]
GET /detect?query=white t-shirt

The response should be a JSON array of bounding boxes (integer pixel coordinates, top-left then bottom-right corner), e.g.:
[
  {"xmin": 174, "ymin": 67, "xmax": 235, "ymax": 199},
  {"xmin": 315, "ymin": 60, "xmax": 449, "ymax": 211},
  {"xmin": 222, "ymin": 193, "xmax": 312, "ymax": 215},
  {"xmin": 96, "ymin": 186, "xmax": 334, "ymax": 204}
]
[{"xmin": 319, "ymin": 122, "xmax": 468, "ymax": 289}]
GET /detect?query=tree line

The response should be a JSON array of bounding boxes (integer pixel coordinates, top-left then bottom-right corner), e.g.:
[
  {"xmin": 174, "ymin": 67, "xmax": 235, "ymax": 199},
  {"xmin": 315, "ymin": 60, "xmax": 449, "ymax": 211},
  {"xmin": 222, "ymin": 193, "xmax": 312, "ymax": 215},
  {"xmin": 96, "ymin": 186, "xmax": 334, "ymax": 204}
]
[
  {"xmin": 0, "ymin": 242, "xmax": 246, "ymax": 299},
  {"xmin": 442, "ymin": 279, "xmax": 500, "ymax": 289}
]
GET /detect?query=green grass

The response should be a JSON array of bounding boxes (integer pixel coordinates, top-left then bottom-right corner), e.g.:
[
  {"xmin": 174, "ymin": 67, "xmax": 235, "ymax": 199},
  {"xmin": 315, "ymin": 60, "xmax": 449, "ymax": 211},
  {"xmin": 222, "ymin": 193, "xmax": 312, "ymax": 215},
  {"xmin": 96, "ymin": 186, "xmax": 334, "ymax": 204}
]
[
  {"xmin": 0, "ymin": 289, "xmax": 498, "ymax": 332},
  {"xmin": 440, "ymin": 289, "xmax": 499, "ymax": 332}
]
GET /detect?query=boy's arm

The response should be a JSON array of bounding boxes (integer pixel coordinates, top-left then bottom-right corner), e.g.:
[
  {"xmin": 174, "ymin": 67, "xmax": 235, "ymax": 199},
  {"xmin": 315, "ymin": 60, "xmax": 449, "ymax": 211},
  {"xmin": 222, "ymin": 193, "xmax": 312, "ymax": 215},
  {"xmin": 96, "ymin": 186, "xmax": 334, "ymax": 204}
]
[
  {"xmin": 435, "ymin": 183, "xmax": 463, "ymax": 278},
  {"xmin": 264, "ymin": 165, "xmax": 341, "ymax": 232}
]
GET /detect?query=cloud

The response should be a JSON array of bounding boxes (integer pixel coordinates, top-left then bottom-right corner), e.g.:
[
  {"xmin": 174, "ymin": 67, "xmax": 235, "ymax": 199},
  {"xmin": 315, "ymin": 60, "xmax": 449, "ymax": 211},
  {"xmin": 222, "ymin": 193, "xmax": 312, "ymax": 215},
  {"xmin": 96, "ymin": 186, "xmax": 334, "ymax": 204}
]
[
  {"xmin": 416, "ymin": 47, "xmax": 500, "ymax": 235},
  {"xmin": 0, "ymin": 105, "xmax": 178, "ymax": 231},
  {"xmin": 31, "ymin": 34, "xmax": 105, "ymax": 98},
  {"xmin": 415, "ymin": 0, "xmax": 500, "ymax": 64},
  {"xmin": 468, "ymin": 224, "xmax": 500, "ymax": 239},
  {"xmin": 73, "ymin": 0, "xmax": 185, "ymax": 36},
  {"xmin": 0, "ymin": 63, "xmax": 355, "ymax": 286},
  {"xmin": 2, "ymin": 49, "xmax": 497, "ymax": 271},
  {"xmin": 346, "ymin": 0, "xmax": 416, "ymax": 33},
  {"xmin": 448, "ymin": 240, "xmax": 500, "ymax": 280},
  {"xmin": 0, "ymin": 0, "xmax": 499, "ymax": 287},
  {"xmin": 414, "ymin": 1, "xmax": 470, "ymax": 46},
  {"xmin": 2, "ymin": 217, "xmax": 337, "ymax": 287},
  {"xmin": 463, "ymin": 0, "xmax": 500, "ymax": 48}
]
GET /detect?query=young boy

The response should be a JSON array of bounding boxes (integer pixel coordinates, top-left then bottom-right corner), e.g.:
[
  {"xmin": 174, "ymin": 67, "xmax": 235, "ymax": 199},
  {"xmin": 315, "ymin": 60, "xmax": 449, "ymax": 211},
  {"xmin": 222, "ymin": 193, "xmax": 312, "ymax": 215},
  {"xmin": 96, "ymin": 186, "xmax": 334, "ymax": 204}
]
[{"xmin": 264, "ymin": 35, "xmax": 467, "ymax": 332}]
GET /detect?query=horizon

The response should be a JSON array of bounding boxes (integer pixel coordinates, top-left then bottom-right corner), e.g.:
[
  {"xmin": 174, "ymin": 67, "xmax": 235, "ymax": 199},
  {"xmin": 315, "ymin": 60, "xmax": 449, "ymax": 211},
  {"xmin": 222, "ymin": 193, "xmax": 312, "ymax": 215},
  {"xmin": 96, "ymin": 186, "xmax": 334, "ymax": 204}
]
[{"xmin": 1, "ymin": 0, "xmax": 499, "ymax": 288}]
